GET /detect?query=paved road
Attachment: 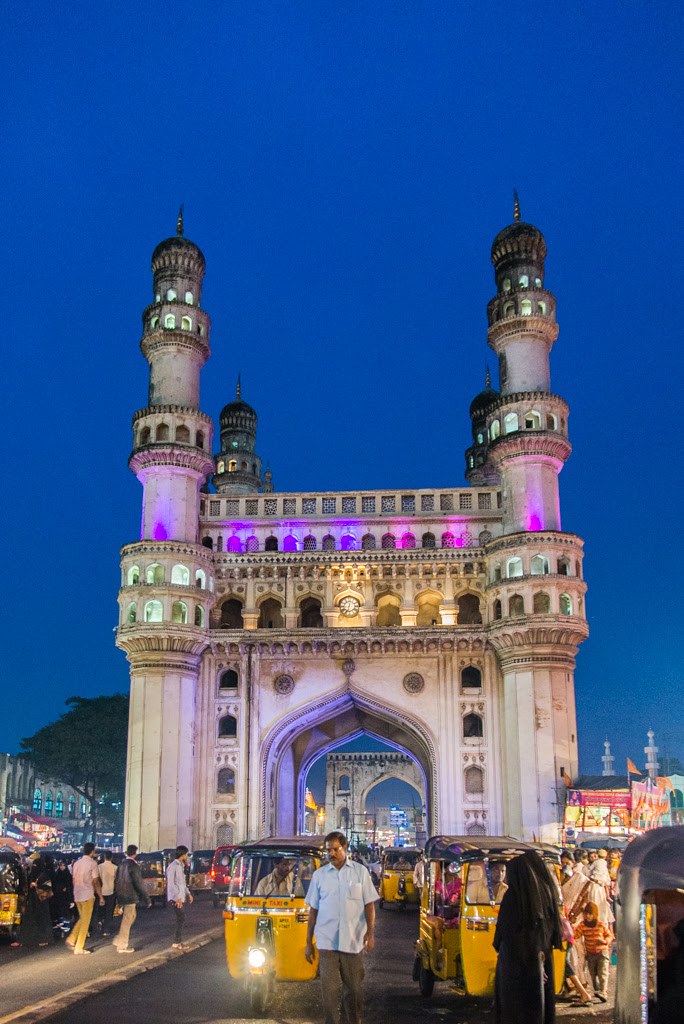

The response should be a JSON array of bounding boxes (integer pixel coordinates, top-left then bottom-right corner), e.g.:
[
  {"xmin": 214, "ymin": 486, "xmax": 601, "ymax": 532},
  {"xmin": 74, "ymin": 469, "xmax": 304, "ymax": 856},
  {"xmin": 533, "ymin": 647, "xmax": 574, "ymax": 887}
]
[{"xmin": 42, "ymin": 905, "xmax": 612, "ymax": 1024}]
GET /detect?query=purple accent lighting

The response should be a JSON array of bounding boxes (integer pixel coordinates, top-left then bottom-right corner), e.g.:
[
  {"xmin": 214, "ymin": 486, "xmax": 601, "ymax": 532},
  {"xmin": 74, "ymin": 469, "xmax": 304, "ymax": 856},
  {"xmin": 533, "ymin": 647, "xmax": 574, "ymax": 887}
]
[
  {"xmin": 153, "ymin": 522, "xmax": 168, "ymax": 540},
  {"xmin": 527, "ymin": 513, "xmax": 543, "ymax": 531}
]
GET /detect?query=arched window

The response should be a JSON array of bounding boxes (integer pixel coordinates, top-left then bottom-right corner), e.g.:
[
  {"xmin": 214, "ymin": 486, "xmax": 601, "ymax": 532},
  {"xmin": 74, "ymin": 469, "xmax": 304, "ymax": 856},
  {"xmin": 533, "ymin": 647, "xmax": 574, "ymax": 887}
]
[
  {"xmin": 144, "ymin": 600, "xmax": 163, "ymax": 622},
  {"xmin": 196, "ymin": 430, "xmax": 205, "ymax": 449},
  {"xmin": 300, "ymin": 597, "xmax": 324, "ymax": 628},
  {"xmin": 219, "ymin": 669, "xmax": 238, "ymax": 690},
  {"xmin": 422, "ymin": 532, "xmax": 436, "ymax": 549},
  {"xmin": 140, "ymin": 426, "xmax": 151, "ymax": 445},
  {"xmin": 560, "ymin": 593, "xmax": 573, "ymax": 615},
  {"xmin": 461, "ymin": 666, "xmax": 482, "ymax": 689},
  {"xmin": 493, "ymin": 599, "xmax": 502, "ymax": 620},
  {"xmin": 241, "ymin": 461, "xmax": 248, "ymax": 471},
  {"xmin": 246, "ymin": 536, "xmax": 259, "ymax": 553},
  {"xmin": 172, "ymin": 601, "xmax": 187, "ymax": 624},
  {"xmin": 557, "ymin": 557, "xmax": 570, "ymax": 576},
  {"xmin": 402, "ymin": 532, "xmax": 416, "ymax": 549},
  {"xmin": 457, "ymin": 594, "xmax": 482, "ymax": 624},
  {"xmin": 322, "ymin": 535, "xmax": 336, "ymax": 551},
  {"xmin": 218, "ymin": 715, "xmax": 237, "ymax": 739},
  {"xmin": 525, "ymin": 411, "xmax": 542, "ymax": 429},
  {"xmin": 171, "ymin": 564, "xmax": 190, "ymax": 585},
  {"xmin": 341, "ymin": 534, "xmax": 356, "ymax": 551},
  {"xmin": 217, "ymin": 824, "xmax": 234, "ymax": 845},
  {"xmin": 492, "ymin": 563, "xmax": 502, "ymax": 582},
  {"xmin": 361, "ymin": 533, "xmax": 376, "ymax": 550},
  {"xmin": 149, "ymin": 317, "xmax": 159, "ymax": 331},
  {"xmin": 376, "ymin": 593, "xmax": 401, "ymax": 627},
  {"xmin": 194, "ymin": 605, "xmax": 205, "ymax": 626},
  {"xmin": 520, "ymin": 299, "xmax": 532, "ymax": 315},
  {"xmin": 202, "ymin": 536, "xmax": 213, "ymax": 550},
  {"xmin": 381, "ymin": 533, "xmax": 396, "ymax": 550},
  {"xmin": 533, "ymin": 592, "xmax": 550, "ymax": 613},
  {"xmin": 166, "ymin": 289, "xmax": 177, "ymax": 301},
  {"xmin": 68, "ymin": 796, "xmax": 76, "ymax": 817},
  {"xmin": 467, "ymin": 822, "xmax": 487, "ymax": 836},
  {"xmin": 338, "ymin": 775, "xmax": 350, "ymax": 792},
  {"xmin": 220, "ymin": 599, "xmax": 244, "ymax": 628},
  {"xmin": 303, "ymin": 535, "xmax": 317, "ymax": 551},
  {"xmin": 518, "ymin": 275, "xmax": 529, "ymax": 288},
  {"xmin": 503, "ymin": 301, "xmax": 515, "ymax": 317},
  {"xmin": 441, "ymin": 532, "xmax": 455, "ymax": 548},
  {"xmin": 55, "ymin": 792, "xmax": 64, "ymax": 818},
  {"xmin": 127, "ymin": 565, "xmax": 140, "ymax": 585},
  {"xmin": 506, "ymin": 557, "xmax": 523, "ymax": 578},
  {"xmin": 155, "ymin": 422, "xmax": 170, "ymax": 441},
  {"xmin": 504, "ymin": 412, "xmax": 519, "ymax": 434},
  {"xmin": 490, "ymin": 419, "xmax": 500, "ymax": 440},
  {"xmin": 217, "ymin": 460, "xmax": 225, "ymax": 474},
  {"xmin": 546, "ymin": 414, "xmax": 557, "ymax": 430},
  {"xmin": 146, "ymin": 562, "xmax": 165, "ymax": 584},
  {"xmin": 226, "ymin": 536, "xmax": 242, "ymax": 553},
  {"xmin": 258, "ymin": 597, "xmax": 284, "ymax": 629},
  {"xmin": 416, "ymin": 593, "xmax": 442, "ymax": 626},
  {"xmin": 185, "ymin": 291, "xmax": 194, "ymax": 305},
  {"xmin": 537, "ymin": 302, "xmax": 547, "ymax": 315},
  {"xmin": 217, "ymin": 767, "xmax": 235, "ymax": 795},
  {"xmin": 283, "ymin": 535, "xmax": 298, "ymax": 552},
  {"xmin": 126, "ymin": 602, "xmax": 137, "ymax": 624},
  {"xmin": 181, "ymin": 316, "xmax": 192, "ymax": 331},
  {"xmin": 174, "ymin": 425, "xmax": 189, "ymax": 444},
  {"xmin": 32, "ymin": 788, "xmax": 42, "ymax": 813},
  {"xmin": 463, "ymin": 713, "xmax": 483, "ymax": 739},
  {"xmin": 465, "ymin": 765, "xmax": 484, "ymax": 795},
  {"xmin": 228, "ymin": 460, "xmax": 237, "ymax": 472},
  {"xmin": 479, "ymin": 530, "xmax": 492, "ymax": 546},
  {"xmin": 164, "ymin": 313, "xmax": 176, "ymax": 329},
  {"xmin": 264, "ymin": 536, "xmax": 278, "ymax": 551},
  {"xmin": 509, "ymin": 594, "xmax": 525, "ymax": 617},
  {"xmin": 195, "ymin": 569, "xmax": 206, "ymax": 589},
  {"xmin": 502, "ymin": 278, "xmax": 511, "ymax": 293},
  {"xmin": 530, "ymin": 554, "xmax": 549, "ymax": 575},
  {"xmin": 44, "ymin": 791, "xmax": 53, "ymax": 816}
]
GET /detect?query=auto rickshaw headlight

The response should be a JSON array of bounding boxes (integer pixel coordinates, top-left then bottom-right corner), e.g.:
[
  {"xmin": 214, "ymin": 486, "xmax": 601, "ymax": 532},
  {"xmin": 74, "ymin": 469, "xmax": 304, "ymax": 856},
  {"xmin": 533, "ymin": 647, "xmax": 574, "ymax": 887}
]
[{"xmin": 248, "ymin": 947, "xmax": 267, "ymax": 969}]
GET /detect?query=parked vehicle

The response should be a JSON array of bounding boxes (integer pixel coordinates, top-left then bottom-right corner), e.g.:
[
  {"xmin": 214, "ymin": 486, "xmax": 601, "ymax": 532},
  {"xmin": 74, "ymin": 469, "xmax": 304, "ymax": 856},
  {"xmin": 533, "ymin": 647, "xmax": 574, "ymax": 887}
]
[
  {"xmin": 379, "ymin": 847, "xmax": 421, "ymax": 909},
  {"xmin": 0, "ymin": 853, "xmax": 28, "ymax": 940},
  {"xmin": 211, "ymin": 845, "xmax": 237, "ymax": 907},
  {"xmin": 137, "ymin": 851, "xmax": 170, "ymax": 907},
  {"xmin": 189, "ymin": 849, "xmax": 215, "ymax": 892},
  {"xmin": 614, "ymin": 825, "xmax": 684, "ymax": 1024}
]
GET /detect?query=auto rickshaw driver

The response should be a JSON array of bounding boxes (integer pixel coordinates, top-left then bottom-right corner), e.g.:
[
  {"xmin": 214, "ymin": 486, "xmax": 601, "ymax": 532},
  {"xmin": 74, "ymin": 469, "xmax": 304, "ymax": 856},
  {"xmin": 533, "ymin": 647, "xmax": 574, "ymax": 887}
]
[
  {"xmin": 466, "ymin": 860, "xmax": 508, "ymax": 904},
  {"xmin": 254, "ymin": 857, "xmax": 304, "ymax": 898}
]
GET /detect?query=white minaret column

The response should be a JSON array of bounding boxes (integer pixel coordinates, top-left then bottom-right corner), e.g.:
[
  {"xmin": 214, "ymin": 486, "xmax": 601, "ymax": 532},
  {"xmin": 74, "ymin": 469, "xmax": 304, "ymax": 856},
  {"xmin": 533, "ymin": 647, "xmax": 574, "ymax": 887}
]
[
  {"xmin": 644, "ymin": 730, "xmax": 659, "ymax": 780},
  {"xmin": 117, "ymin": 212, "xmax": 216, "ymax": 850},
  {"xmin": 602, "ymin": 739, "xmax": 615, "ymax": 776}
]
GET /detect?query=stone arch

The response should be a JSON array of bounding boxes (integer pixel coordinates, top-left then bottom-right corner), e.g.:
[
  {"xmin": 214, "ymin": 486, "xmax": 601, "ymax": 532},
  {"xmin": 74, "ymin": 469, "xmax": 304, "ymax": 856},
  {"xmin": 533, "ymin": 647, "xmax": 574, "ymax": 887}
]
[
  {"xmin": 375, "ymin": 590, "xmax": 402, "ymax": 627},
  {"xmin": 257, "ymin": 593, "xmax": 285, "ymax": 628},
  {"xmin": 360, "ymin": 767, "xmax": 425, "ymax": 814},
  {"xmin": 415, "ymin": 587, "xmax": 443, "ymax": 626},
  {"xmin": 260, "ymin": 690, "xmax": 438, "ymax": 838}
]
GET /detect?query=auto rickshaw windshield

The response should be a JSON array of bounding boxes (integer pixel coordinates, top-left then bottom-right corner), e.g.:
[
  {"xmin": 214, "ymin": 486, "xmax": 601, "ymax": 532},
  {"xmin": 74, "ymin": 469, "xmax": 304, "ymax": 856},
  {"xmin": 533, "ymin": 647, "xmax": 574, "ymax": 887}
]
[
  {"xmin": 0, "ymin": 859, "xmax": 25, "ymax": 893},
  {"xmin": 190, "ymin": 852, "xmax": 213, "ymax": 874},
  {"xmin": 228, "ymin": 852, "xmax": 320, "ymax": 898},
  {"xmin": 138, "ymin": 856, "xmax": 164, "ymax": 877},
  {"xmin": 464, "ymin": 860, "xmax": 509, "ymax": 904},
  {"xmin": 385, "ymin": 850, "xmax": 420, "ymax": 869}
]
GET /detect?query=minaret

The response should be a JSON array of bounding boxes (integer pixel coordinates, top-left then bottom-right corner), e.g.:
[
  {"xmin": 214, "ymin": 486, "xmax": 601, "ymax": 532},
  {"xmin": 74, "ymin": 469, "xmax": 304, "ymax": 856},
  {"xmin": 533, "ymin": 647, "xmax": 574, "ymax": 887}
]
[
  {"xmin": 116, "ymin": 212, "xmax": 216, "ymax": 850},
  {"xmin": 644, "ymin": 730, "xmax": 659, "ymax": 780},
  {"xmin": 485, "ymin": 196, "xmax": 589, "ymax": 841},
  {"xmin": 213, "ymin": 377, "xmax": 267, "ymax": 493},
  {"xmin": 465, "ymin": 368, "xmax": 501, "ymax": 485},
  {"xmin": 602, "ymin": 739, "xmax": 615, "ymax": 776}
]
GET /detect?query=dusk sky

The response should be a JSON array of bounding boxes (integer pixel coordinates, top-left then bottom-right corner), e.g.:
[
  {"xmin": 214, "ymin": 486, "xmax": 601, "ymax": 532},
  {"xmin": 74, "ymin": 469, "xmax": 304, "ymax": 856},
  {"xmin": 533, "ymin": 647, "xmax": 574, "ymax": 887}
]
[{"xmin": 3, "ymin": 3, "xmax": 682, "ymax": 788}]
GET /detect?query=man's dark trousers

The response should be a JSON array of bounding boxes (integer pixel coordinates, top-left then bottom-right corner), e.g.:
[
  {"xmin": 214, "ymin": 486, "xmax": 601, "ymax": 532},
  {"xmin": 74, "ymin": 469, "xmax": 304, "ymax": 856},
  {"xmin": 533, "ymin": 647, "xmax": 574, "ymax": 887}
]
[
  {"xmin": 173, "ymin": 903, "xmax": 186, "ymax": 944},
  {"xmin": 318, "ymin": 949, "xmax": 365, "ymax": 1024}
]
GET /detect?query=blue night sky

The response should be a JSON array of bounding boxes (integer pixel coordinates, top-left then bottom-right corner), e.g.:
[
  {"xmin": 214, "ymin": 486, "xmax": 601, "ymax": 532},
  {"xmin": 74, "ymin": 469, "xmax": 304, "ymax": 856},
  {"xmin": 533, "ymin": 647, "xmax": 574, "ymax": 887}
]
[{"xmin": 2, "ymin": 2, "xmax": 682, "ymax": 783}]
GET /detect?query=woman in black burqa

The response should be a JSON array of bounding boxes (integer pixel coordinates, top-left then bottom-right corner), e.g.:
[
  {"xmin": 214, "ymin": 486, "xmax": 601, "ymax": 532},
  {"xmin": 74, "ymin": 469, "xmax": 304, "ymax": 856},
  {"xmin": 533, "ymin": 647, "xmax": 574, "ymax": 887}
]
[{"xmin": 493, "ymin": 850, "xmax": 564, "ymax": 1024}]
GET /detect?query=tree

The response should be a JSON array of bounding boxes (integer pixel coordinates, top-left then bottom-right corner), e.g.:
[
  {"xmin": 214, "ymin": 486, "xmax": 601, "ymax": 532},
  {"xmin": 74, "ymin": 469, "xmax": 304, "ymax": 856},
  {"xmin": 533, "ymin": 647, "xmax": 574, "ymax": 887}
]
[{"xmin": 20, "ymin": 694, "xmax": 129, "ymax": 841}]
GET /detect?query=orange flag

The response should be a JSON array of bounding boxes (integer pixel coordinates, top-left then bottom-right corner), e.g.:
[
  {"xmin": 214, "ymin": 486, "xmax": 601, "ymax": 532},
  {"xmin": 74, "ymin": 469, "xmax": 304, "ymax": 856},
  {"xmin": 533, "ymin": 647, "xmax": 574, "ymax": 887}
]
[
  {"xmin": 627, "ymin": 758, "xmax": 642, "ymax": 775},
  {"xmin": 563, "ymin": 771, "xmax": 572, "ymax": 788},
  {"xmin": 657, "ymin": 776, "xmax": 674, "ymax": 791}
]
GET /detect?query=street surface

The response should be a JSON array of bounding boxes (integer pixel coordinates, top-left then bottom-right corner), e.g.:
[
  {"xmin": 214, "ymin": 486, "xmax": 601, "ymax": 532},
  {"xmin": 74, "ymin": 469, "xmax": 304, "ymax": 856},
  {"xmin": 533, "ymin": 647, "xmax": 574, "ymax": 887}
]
[{"xmin": 26, "ymin": 904, "xmax": 613, "ymax": 1024}]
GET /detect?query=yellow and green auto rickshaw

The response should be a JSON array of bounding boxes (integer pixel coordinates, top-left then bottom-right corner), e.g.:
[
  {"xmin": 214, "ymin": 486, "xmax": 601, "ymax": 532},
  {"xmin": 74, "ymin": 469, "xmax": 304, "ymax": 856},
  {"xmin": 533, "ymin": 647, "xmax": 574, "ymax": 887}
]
[
  {"xmin": 188, "ymin": 849, "xmax": 215, "ymax": 893},
  {"xmin": 137, "ymin": 851, "xmax": 170, "ymax": 907},
  {"xmin": 413, "ymin": 836, "xmax": 566, "ymax": 1000},
  {"xmin": 379, "ymin": 847, "xmax": 422, "ymax": 909},
  {"xmin": 614, "ymin": 825, "xmax": 684, "ymax": 1024},
  {"xmin": 0, "ymin": 853, "xmax": 28, "ymax": 940},
  {"xmin": 223, "ymin": 837, "xmax": 325, "ymax": 1014}
]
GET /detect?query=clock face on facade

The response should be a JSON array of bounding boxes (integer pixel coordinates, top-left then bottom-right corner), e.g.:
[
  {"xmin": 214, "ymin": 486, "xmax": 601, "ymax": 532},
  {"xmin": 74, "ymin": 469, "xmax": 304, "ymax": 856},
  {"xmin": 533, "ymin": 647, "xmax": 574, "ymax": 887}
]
[{"xmin": 339, "ymin": 596, "xmax": 360, "ymax": 618}]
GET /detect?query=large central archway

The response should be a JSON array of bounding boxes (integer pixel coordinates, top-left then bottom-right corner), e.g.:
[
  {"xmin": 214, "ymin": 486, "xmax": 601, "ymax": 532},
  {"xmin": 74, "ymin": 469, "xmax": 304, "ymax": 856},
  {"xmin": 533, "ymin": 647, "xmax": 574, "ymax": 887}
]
[{"xmin": 260, "ymin": 690, "xmax": 438, "ymax": 837}]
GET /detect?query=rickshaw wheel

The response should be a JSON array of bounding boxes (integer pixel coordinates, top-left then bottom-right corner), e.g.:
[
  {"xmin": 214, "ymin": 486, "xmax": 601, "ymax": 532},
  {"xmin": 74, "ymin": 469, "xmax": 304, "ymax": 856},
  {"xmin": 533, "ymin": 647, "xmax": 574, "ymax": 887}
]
[
  {"xmin": 418, "ymin": 965, "xmax": 435, "ymax": 997},
  {"xmin": 249, "ymin": 977, "xmax": 270, "ymax": 1015}
]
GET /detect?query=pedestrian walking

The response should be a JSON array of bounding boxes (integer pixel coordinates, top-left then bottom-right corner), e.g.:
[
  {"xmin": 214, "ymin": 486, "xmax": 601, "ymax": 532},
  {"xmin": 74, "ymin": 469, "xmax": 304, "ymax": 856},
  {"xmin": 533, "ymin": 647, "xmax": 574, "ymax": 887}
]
[
  {"xmin": 166, "ymin": 845, "xmax": 193, "ymax": 949},
  {"xmin": 413, "ymin": 855, "xmax": 425, "ymax": 904},
  {"xmin": 13, "ymin": 853, "xmax": 54, "ymax": 949},
  {"xmin": 51, "ymin": 859, "xmax": 75, "ymax": 938},
  {"xmin": 66, "ymin": 843, "xmax": 104, "ymax": 955},
  {"xmin": 98, "ymin": 851, "xmax": 117, "ymax": 936},
  {"xmin": 304, "ymin": 830, "xmax": 379, "ymax": 1024},
  {"xmin": 573, "ymin": 902, "xmax": 613, "ymax": 1003},
  {"xmin": 112, "ymin": 844, "xmax": 151, "ymax": 953},
  {"xmin": 493, "ymin": 850, "xmax": 564, "ymax": 1024}
]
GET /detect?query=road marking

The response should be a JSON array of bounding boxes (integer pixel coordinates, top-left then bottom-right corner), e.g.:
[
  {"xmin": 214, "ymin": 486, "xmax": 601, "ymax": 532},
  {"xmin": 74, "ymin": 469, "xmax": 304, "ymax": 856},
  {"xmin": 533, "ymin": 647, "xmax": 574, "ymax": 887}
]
[{"xmin": 0, "ymin": 926, "xmax": 223, "ymax": 1024}]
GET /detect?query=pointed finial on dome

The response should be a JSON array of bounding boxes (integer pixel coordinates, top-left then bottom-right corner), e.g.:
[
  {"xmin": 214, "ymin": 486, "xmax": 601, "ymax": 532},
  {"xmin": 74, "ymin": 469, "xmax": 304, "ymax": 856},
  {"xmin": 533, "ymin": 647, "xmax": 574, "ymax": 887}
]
[
  {"xmin": 176, "ymin": 204, "xmax": 184, "ymax": 236},
  {"xmin": 485, "ymin": 364, "xmax": 491, "ymax": 390},
  {"xmin": 513, "ymin": 190, "xmax": 521, "ymax": 222},
  {"xmin": 236, "ymin": 373, "xmax": 242, "ymax": 400}
]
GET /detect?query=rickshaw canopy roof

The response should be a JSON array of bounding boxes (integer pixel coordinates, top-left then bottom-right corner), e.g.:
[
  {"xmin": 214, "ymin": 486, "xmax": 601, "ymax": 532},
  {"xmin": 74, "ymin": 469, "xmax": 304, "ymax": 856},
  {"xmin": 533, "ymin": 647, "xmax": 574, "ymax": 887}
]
[
  {"xmin": 233, "ymin": 835, "xmax": 326, "ymax": 858},
  {"xmin": 618, "ymin": 825, "xmax": 684, "ymax": 895},
  {"xmin": 424, "ymin": 835, "xmax": 548, "ymax": 863}
]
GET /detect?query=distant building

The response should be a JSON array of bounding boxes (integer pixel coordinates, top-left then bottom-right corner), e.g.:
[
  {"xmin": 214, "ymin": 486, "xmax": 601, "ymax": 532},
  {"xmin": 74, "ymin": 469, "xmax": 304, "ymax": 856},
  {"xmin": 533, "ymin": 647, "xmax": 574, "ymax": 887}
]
[{"xmin": 0, "ymin": 753, "xmax": 85, "ymax": 841}]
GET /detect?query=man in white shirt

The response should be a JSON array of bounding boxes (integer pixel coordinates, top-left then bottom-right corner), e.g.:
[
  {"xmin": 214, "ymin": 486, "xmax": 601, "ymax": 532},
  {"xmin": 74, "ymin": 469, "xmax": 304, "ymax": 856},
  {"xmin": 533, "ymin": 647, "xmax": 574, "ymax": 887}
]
[
  {"xmin": 305, "ymin": 831, "xmax": 379, "ymax": 1024},
  {"xmin": 166, "ymin": 845, "xmax": 193, "ymax": 949},
  {"xmin": 98, "ymin": 851, "xmax": 117, "ymax": 935},
  {"xmin": 66, "ymin": 843, "xmax": 104, "ymax": 955}
]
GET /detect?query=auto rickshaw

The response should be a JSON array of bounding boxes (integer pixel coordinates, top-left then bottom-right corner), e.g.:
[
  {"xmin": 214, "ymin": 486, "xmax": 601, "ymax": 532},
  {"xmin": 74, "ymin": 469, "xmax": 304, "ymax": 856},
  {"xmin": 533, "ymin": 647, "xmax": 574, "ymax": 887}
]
[
  {"xmin": 0, "ymin": 853, "xmax": 28, "ymax": 939},
  {"xmin": 614, "ymin": 825, "xmax": 684, "ymax": 1024},
  {"xmin": 379, "ymin": 846, "xmax": 422, "ymax": 909},
  {"xmin": 413, "ymin": 836, "xmax": 566, "ymax": 1000},
  {"xmin": 137, "ymin": 851, "xmax": 169, "ymax": 906},
  {"xmin": 223, "ymin": 837, "xmax": 325, "ymax": 1014},
  {"xmin": 189, "ymin": 849, "xmax": 215, "ymax": 893}
]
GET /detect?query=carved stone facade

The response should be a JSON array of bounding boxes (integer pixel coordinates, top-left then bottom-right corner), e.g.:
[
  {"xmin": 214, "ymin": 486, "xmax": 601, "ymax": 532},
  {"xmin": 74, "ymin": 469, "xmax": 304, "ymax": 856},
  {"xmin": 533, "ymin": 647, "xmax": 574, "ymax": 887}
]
[
  {"xmin": 324, "ymin": 751, "xmax": 425, "ymax": 837},
  {"xmin": 117, "ymin": 205, "xmax": 588, "ymax": 850}
]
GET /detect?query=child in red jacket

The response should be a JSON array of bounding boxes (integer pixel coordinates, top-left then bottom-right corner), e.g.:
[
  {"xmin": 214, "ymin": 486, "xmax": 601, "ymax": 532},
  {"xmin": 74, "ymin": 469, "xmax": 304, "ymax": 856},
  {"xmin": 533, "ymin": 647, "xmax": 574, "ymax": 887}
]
[{"xmin": 574, "ymin": 901, "xmax": 614, "ymax": 1002}]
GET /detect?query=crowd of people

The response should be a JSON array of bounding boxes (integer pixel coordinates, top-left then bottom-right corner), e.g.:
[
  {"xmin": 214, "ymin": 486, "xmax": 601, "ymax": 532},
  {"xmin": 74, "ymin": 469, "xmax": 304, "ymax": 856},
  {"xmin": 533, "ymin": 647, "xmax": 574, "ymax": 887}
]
[{"xmin": 9, "ymin": 842, "xmax": 195, "ymax": 955}]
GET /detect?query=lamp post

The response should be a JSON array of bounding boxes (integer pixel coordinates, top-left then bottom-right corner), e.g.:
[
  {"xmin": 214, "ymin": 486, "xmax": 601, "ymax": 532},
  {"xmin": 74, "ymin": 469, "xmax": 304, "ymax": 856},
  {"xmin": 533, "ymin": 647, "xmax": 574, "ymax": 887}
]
[{"xmin": 317, "ymin": 809, "xmax": 326, "ymax": 835}]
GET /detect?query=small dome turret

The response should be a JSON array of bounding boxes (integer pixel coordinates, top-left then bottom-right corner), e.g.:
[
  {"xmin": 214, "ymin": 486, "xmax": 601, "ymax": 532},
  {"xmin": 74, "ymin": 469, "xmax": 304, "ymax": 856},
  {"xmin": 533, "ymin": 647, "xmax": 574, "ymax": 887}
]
[{"xmin": 213, "ymin": 377, "xmax": 267, "ymax": 494}]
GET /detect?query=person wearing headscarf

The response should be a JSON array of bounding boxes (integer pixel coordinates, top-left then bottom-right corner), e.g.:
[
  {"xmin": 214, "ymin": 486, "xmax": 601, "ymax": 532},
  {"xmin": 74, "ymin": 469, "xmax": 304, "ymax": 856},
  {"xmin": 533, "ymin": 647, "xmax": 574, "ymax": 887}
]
[
  {"xmin": 493, "ymin": 851, "xmax": 564, "ymax": 1024},
  {"xmin": 13, "ymin": 853, "xmax": 54, "ymax": 949}
]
